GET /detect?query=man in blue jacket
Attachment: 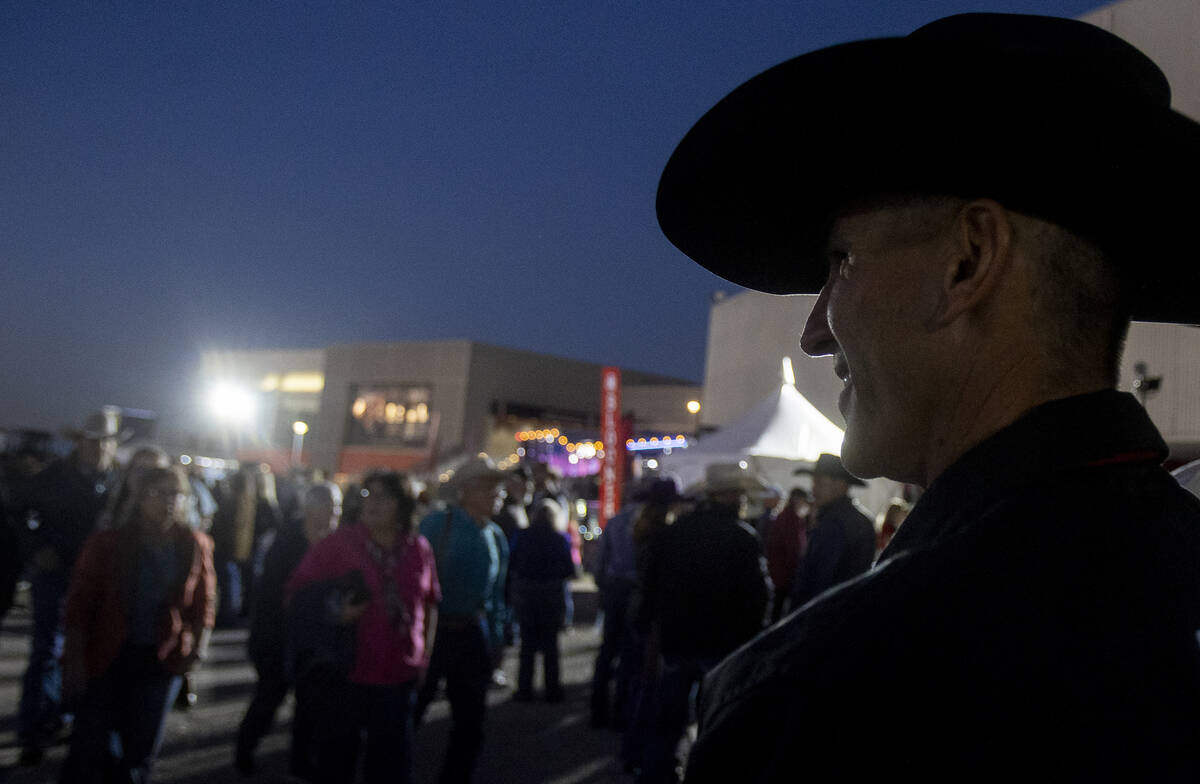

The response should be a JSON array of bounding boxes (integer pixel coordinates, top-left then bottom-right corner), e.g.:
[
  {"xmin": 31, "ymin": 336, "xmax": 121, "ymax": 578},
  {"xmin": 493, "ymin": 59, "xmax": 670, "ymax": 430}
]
[{"xmin": 415, "ymin": 457, "xmax": 509, "ymax": 784}]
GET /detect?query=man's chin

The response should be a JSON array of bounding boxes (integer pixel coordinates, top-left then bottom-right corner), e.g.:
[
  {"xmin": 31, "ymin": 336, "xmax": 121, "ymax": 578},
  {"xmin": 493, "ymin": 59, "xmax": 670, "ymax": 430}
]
[{"xmin": 839, "ymin": 435, "xmax": 881, "ymax": 481}]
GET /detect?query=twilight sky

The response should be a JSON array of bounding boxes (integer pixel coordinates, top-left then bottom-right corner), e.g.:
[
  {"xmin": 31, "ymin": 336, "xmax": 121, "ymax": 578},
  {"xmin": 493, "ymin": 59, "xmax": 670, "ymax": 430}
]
[{"xmin": 2, "ymin": 0, "xmax": 1105, "ymax": 435}]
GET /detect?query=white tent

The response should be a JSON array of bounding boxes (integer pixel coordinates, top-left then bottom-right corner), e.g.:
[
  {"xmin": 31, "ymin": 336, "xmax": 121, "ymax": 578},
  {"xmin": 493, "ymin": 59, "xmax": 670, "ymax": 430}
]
[
  {"xmin": 658, "ymin": 383, "xmax": 901, "ymax": 516},
  {"xmin": 658, "ymin": 383, "xmax": 843, "ymax": 488}
]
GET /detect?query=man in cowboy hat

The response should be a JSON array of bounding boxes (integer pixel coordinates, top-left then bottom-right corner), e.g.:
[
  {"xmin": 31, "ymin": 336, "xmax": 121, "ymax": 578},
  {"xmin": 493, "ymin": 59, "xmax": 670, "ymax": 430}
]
[
  {"xmin": 789, "ymin": 454, "xmax": 874, "ymax": 611},
  {"xmin": 656, "ymin": 12, "xmax": 1200, "ymax": 781},
  {"xmin": 414, "ymin": 457, "xmax": 509, "ymax": 784},
  {"xmin": 638, "ymin": 463, "xmax": 770, "ymax": 782},
  {"xmin": 11, "ymin": 407, "xmax": 122, "ymax": 765}
]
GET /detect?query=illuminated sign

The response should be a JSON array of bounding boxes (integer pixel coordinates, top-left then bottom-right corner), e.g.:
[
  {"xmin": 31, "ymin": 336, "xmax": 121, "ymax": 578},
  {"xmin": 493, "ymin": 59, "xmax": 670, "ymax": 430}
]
[{"xmin": 598, "ymin": 368, "xmax": 622, "ymax": 527}]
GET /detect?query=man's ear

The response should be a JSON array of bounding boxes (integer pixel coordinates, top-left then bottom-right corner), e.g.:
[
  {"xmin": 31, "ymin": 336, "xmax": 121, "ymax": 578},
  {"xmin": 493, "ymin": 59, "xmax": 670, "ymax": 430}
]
[{"xmin": 929, "ymin": 199, "xmax": 1014, "ymax": 328}]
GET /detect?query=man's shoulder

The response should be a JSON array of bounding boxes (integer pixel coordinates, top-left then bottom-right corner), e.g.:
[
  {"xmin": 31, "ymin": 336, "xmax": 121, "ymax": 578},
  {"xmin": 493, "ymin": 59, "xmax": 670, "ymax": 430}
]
[
  {"xmin": 419, "ymin": 507, "xmax": 455, "ymax": 533},
  {"xmin": 690, "ymin": 561, "xmax": 893, "ymax": 769}
]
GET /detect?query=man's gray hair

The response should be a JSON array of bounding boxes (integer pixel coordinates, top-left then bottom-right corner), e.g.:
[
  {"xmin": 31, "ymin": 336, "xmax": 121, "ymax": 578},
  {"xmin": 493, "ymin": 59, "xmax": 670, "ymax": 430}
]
[
  {"xmin": 864, "ymin": 194, "xmax": 1130, "ymax": 385},
  {"xmin": 304, "ymin": 481, "xmax": 343, "ymax": 510},
  {"xmin": 1016, "ymin": 214, "xmax": 1130, "ymax": 386}
]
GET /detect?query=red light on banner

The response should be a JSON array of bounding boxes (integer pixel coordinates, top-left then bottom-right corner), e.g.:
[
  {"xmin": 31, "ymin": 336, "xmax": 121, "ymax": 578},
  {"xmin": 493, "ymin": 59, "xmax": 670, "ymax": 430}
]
[{"xmin": 598, "ymin": 367, "xmax": 622, "ymax": 528}]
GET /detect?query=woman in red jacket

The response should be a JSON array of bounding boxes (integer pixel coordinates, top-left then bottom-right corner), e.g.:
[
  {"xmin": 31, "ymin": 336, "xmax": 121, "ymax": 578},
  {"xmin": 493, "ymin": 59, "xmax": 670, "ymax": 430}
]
[{"xmin": 59, "ymin": 466, "xmax": 216, "ymax": 783}]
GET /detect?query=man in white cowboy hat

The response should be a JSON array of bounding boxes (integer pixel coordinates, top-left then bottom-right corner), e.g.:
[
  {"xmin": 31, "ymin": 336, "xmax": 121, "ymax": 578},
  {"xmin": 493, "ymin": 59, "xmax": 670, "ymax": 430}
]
[
  {"xmin": 657, "ymin": 11, "xmax": 1200, "ymax": 782},
  {"xmin": 788, "ymin": 453, "xmax": 874, "ymax": 611},
  {"xmin": 637, "ymin": 463, "xmax": 770, "ymax": 782},
  {"xmin": 11, "ymin": 407, "xmax": 122, "ymax": 765},
  {"xmin": 414, "ymin": 456, "xmax": 509, "ymax": 784}
]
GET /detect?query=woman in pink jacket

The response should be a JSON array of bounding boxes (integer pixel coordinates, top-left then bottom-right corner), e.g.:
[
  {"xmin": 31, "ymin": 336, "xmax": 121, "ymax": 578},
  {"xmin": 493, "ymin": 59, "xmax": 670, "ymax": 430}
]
[{"xmin": 286, "ymin": 470, "xmax": 439, "ymax": 784}]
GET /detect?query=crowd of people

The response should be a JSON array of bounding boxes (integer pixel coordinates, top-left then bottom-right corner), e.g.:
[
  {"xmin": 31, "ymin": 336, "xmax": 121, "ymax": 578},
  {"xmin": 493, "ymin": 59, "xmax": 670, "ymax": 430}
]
[
  {"xmin": 0, "ymin": 414, "xmax": 595, "ymax": 783},
  {"xmin": 0, "ymin": 401, "xmax": 916, "ymax": 784},
  {"xmin": 589, "ymin": 458, "xmax": 908, "ymax": 782},
  {"xmin": 6, "ymin": 9, "xmax": 1200, "ymax": 783}
]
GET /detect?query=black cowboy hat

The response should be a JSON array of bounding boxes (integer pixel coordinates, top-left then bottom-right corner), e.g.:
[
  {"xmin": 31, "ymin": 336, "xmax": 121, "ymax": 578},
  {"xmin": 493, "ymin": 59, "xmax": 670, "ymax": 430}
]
[
  {"xmin": 794, "ymin": 453, "xmax": 866, "ymax": 486},
  {"xmin": 657, "ymin": 13, "xmax": 1200, "ymax": 325}
]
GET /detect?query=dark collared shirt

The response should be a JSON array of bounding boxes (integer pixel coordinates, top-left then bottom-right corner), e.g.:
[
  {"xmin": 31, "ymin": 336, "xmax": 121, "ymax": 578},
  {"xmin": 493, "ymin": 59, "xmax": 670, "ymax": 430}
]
[{"xmin": 686, "ymin": 391, "xmax": 1200, "ymax": 782}]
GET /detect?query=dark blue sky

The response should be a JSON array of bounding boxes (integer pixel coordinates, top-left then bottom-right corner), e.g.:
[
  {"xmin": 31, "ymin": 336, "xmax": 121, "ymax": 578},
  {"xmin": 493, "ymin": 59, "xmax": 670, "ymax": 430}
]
[{"xmin": 2, "ymin": 1, "xmax": 1105, "ymax": 434}]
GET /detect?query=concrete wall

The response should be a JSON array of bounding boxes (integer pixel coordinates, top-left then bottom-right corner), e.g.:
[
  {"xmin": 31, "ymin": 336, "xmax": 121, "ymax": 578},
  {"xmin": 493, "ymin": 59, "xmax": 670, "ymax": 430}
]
[
  {"xmin": 1120, "ymin": 323, "xmax": 1200, "ymax": 457},
  {"xmin": 622, "ymin": 384, "xmax": 702, "ymax": 435},
  {"xmin": 312, "ymin": 340, "xmax": 472, "ymax": 473},
  {"xmin": 1081, "ymin": 0, "xmax": 1200, "ymax": 121},
  {"xmin": 703, "ymin": 292, "xmax": 844, "ymax": 429}
]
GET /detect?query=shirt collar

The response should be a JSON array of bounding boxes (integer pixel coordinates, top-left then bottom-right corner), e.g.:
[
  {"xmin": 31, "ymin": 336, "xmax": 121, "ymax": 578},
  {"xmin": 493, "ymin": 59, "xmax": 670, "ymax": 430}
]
[{"xmin": 882, "ymin": 390, "xmax": 1166, "ymax": 559}]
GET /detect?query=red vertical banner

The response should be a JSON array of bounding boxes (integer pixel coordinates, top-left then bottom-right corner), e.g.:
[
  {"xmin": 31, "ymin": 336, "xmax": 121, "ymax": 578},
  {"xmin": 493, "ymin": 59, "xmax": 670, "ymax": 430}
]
[{"xmin": 599, "ymin": 367, "xmax": 622, "ymax": 528}]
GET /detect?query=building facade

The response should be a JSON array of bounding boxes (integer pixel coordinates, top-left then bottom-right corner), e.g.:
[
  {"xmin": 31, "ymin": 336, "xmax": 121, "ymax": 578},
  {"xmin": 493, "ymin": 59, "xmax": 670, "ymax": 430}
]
[{"xmin": 199, "ymin": 340, "xmax": 699, "ymax": 478}]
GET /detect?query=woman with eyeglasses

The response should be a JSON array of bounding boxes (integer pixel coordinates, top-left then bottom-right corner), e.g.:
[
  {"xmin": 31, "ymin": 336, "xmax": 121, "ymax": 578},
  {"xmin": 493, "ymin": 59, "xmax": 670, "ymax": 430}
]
[
  {"xmin": 285, "ymin": 470, "xmax": 440, "ymax": 784},
  {"xmin": 58, "ymin": 466, "xmax": 216, "ymax": 783}
]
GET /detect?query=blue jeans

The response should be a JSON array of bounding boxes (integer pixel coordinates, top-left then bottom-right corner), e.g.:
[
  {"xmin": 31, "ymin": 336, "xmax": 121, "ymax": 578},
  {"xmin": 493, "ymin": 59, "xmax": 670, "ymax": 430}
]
[
  {"xmin": 215, "ymin": 559, "xmax": 243, "ymax": 627},
  {"xmin": 59, "ymin": 646, "xmax": 182, "ymax": 784},
  {"xmin": 19, "ymin": 568, "xmax": 67, "ymax": 745},
  {"xmin": 591, "ymin": 579, "xmax": 634, "ymax": 723}
]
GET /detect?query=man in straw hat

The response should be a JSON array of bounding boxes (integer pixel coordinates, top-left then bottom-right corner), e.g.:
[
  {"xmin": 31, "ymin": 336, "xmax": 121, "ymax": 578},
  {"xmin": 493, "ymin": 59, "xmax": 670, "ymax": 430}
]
[
  {"xmin": 638, "ymin": 463, "xmax": 770, "ymax": 782},
  {"xmin": 11, "ymin": 407, "xmax": 122, "ymax": 765},
  {"xmin": 656, "ymin": 12, "xmax": 1200, "ymax": 780},
  {"xmin": 414, "ymin": 457, "xmax": 509, "ymax": 784},
  {"xmin": 789, "ymin": 453, "xmax": 874, "ymax": 611}
]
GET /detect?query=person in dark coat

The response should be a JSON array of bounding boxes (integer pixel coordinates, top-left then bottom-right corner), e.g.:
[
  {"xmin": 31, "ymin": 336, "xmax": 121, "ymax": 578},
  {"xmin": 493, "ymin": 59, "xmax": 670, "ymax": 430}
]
[
  {"xmin": 12, "ymin": 410, "xmax": 120, "ymax": 765},
  {"xmin": 637, "ymin": 464, "xmax": 770, "ymax": 783},
  {"xmin": 59, "ymin": 466, "xmax": 215, "ymax": 783},
  {"xmin": 509, "ymin": 496, "xmax": 576, "ymax": 702},
  {"xmin": 234, "ymin": 482, "xmax": 342, "ymax": 778},
  {"xmin": 789, "ymin": 454, "xmax": 875, "ymax": 610},
  {"xmin": 589, "ymin": 486, "xmax": 641, "ymax": 728},
  {"xmin": 655, "ymin": 12, "xmax": 1200, "ymax": 780}
]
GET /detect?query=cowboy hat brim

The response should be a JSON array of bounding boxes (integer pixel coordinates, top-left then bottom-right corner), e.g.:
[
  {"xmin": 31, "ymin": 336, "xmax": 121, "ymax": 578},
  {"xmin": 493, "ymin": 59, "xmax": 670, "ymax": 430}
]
[{"xmin": 656, "ymin": 14, "xmax": 1200, "ymax": 325}]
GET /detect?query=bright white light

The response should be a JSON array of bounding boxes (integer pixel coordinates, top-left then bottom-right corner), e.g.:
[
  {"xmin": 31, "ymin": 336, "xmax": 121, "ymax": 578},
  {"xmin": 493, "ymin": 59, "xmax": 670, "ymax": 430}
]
[
  {"xmin": 782, "ymin": 356, "xmax": 796, "ymax": 386},
  {"xmin": 577, "ymin": 443, "xmax": 597, "ymax": 459},
  {"xmin": 646, "ymin": 458, "xmax": 659, "ymax": 469},
  {"xmin": 292, "ymin": 420, "xmax": 309, "ymax": 436},
  {"xmin": 686, "ymin": 400, "xmax": 701, "ymax": 414},
  {"xmin": 208, "ymin": 383, "xmax": 256, "ymax": 424},
  {"xmin": 738, "ymin": 460, "xmax": 749, "ymax": 469},
  {"xmin": 568, "ymin": 454, "xmax": 579, "ymax": 464},
  {"xmin": 179, "ymin": 455, "xmax": 192, "ymax": 466}
]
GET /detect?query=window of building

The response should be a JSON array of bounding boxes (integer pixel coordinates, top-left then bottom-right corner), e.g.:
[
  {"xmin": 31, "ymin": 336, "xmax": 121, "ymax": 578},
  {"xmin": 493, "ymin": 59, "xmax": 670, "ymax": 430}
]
[{"xmin": 345, "ymin": 385, "xmax": 433, "ymax": 447}]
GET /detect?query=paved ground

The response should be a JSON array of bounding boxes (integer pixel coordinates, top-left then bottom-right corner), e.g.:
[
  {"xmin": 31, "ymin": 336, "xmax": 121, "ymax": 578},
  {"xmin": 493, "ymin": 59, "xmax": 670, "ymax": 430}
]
[{"xmin": 0, "ymin": 582, "xmax": 632, "ymax": 784}]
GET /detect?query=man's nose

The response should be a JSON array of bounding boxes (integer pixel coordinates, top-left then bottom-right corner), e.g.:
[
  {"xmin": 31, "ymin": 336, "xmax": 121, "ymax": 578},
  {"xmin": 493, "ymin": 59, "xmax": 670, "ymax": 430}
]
[{"xmin": 800, "ymin": 285, "xmax": 836, "ymax": 357}]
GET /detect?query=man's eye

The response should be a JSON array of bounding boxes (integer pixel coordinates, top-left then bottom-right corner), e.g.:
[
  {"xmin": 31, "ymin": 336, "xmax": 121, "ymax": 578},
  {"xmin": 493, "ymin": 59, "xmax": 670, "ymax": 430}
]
[{"xmin": 827, "ymin": 251, "xmax": 853, "ymax": 279}]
